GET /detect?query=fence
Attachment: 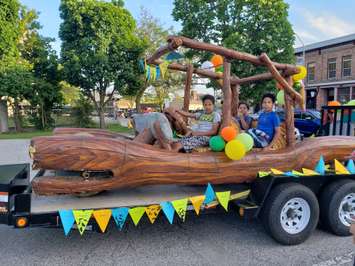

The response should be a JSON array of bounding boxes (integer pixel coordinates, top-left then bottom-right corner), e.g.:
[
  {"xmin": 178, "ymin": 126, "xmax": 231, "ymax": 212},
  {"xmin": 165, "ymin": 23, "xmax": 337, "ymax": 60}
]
[{"xmin": 318, "ymin": 106, "xmax": 355, "ymax": 136}]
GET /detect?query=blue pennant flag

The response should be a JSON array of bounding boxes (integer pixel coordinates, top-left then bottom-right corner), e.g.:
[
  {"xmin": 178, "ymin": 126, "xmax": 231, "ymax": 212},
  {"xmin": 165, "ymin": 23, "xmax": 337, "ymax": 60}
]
[
  {"xmin": 347, "ymin": 159, "xmax": 355, "ymax": 174},
  {"xmin": 160, "ymin": 201, "xmax": 175, "ymax": 224},
  {"xmin": 112, "ymin": 207, "xmax": 129, "ymax": 230},
  {"xmin": 138, "ymin": 59, "xmax": 145, "ymax": 73},
  {"xmin": 315, "ymin": 155, "xmax": 326, "ymax": 175},
  {"xmin": 204, "ymin": 183, "xmax": 216, "ymax": 204},
  {"xmin": 155, "ymin": 65, "xmax": 161, "ymax": 80},
  {"xmin": 284, "ymin": 171, "xmax": 298, "ymax": 177},
  {"xmin": 165, "ymin": 51, "xmax": 183, "ymax": 61},
  {"xmin": 59, "ymin": 209, "xmax": 75, "ymax": 236}
]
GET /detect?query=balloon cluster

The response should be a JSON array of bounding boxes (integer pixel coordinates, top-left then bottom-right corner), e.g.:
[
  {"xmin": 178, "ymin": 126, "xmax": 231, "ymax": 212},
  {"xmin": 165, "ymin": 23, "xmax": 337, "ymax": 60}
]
[
  {"xmin": 201, "ymin": 54, "xmax": 224, "ymax": 74},
  {"xmin": 276, "ymin": 65, "xmax": 307, "ymax": 106},
  {"xmin": 209, "ymin": 126, "xmax": 254, "ymax": 160}
]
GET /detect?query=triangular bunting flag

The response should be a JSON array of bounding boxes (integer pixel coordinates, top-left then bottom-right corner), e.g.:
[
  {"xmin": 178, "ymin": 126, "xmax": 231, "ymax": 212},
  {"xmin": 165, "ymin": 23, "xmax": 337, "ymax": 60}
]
[
  {"xmin": 270, "ymin": 168, "xmax": 284, "ymax": 175},
  {"xmin": 302, "ymin": 168, "xmax": 319, "ymax": 176},
  {"xmin": 204, "ymin": 183, "xmax": 216, "ymax": 204},
  {"xmin": 155, "ymin": 65, "xmax": 160, "ymax": 80},
  {"xmin": 284, "ymin": 171, "xmax": 298, "ymax": 177},
  {"xmin": 145, "ymin": 205, "xmax": 161, "ymax": 224},
  {"xmin": 347, "ymin": 159, "xmax": 355, "ymax": 174},
  {"xmin": 145, "ymin": 65, "xmax": 150, "ymax": 81},
  {"xmin": 171, "ymin": 198, "xmax": 188, "ymax": 222},
  {"xmin": 334, "ymin": 159, "xmax": 350, "ymax": 174},
  {"xmin": 189, "ymin": 195, "xmax": 205, "ymax": 215},
  {"xmin": 292, "ymin": 170, "xmax": 305, "ymax": 176},
  {"xmin": 59, "ymin": 209, "xmax": 75, "ymax": 236},
  {"xmin": 159, "ymin": 60, "xmax": 169, "ymax": 79},
  {"xmin": 215, "ymin": 191, "xmax": 231, "ymax": 211},
  {"xmin": 129, "ymin": 207, "xmax": 146, "ymax": 226},
  {"xmin": 73, "ymin": 209, "xmax": 93, "ymax": 235},
  {"xmin": 112, "ymin": 207, "xmax": 129, "ymax": 230},
  {"xmin": 315, "ymin": 156, "xmax": 326, "ymax": 175},
  {"xmin": 93, "ymin": 209, "xmax": 112, "ymax": 233},
  {"xmin": 150, "ymin": 66, "xmax": 156, "ymax": 81},
  {"xmin": 258, "ymin": 171, "xmax": 271, "ymax": 178},
  {"xmin": 160, "ymin": 201, "xmax": 175, "ymax": 224}
]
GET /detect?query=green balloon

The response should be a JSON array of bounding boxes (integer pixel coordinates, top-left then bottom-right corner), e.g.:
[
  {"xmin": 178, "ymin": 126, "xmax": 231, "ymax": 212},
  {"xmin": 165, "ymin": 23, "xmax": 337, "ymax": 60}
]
[
  {"xmin": 345, "ymin": 100, "xmax": 355, "ymax": 106},
  {"xmin": 277, "ymin": 90, "xmax": 285, "ymax": 105},
  {"xmin": 209, "ymin": 136, "xmax": 226, "ymax": 152},
  {"xmin": 293, "ymin": 81, "xmax": 302, "ymax": 92},
  {"xmin": 236, "ymin": 133, "xmax": 254, "ymax": 151}
]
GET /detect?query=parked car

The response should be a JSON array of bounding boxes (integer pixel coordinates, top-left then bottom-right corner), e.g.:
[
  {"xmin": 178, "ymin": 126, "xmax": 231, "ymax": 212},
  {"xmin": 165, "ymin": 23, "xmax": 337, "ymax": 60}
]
[{"xmin": 276, "ymin": 109, "xmax": 321, "ymax": 137}]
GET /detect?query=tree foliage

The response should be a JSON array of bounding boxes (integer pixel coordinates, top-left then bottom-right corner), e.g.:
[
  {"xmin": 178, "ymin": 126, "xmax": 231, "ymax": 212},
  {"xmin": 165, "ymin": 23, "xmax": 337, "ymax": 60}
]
[
  {"xmin": 172, "ymin": 0, "xmax": 295, "ymax": 104},
  {"xmin": 59, "ymin": 0, "xmax": 145, "ymax": 128}
]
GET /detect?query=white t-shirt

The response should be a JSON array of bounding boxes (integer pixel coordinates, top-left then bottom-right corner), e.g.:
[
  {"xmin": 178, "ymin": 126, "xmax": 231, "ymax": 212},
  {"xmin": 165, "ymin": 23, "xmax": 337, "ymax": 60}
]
[{"xmin": 191, "ymin": 111, "xmax": 221, "ymax": 132}]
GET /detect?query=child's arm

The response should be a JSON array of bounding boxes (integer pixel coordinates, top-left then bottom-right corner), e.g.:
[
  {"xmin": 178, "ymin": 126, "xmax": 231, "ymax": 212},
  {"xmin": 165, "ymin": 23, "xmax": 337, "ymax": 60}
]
[
  {"xmin": 191, "ymin": 123, "xmax": 220, "ymax": 137},
  {"xmin": 238, "ymin": 114, "xmax": 250, "ymax": 130},
  {"xmin": 176, "ymin": 109, "xmax": 196, "ymax": 118}
]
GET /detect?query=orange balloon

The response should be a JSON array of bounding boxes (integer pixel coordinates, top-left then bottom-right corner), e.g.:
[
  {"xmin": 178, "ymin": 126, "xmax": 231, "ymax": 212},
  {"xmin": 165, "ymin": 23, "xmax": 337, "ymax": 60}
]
[
  {"xmin": 328, "ymin": 101, "xmax": 341, "ymax": 107},
  {"xmin": 221, "ymin": 126, "xmax": 237, "ymax": 142},
  {"xmin": 211, "ymin": 54, "xmax": 223, "ymax": 67}
]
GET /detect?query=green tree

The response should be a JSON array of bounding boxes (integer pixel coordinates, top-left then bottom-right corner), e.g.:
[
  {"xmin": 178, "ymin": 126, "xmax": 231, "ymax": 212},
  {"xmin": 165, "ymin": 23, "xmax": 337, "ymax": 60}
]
[
  {"xmin": 59, "ymin": 0, "xmax": 145, "ymax": 128},
  {"xmin": 0, "ymin": 0, "xmax": 20, "ymax": 69},
  {"xmin": 134, "ymin": 7, "xmax": 173, "ymax": 112},
  {"xmin": 60, "ymin": 81, "xmax": 81, "ymax": 106},
  {"xmin": 172, "ymin": 0, "xmax": 295, "ymax": 104}
]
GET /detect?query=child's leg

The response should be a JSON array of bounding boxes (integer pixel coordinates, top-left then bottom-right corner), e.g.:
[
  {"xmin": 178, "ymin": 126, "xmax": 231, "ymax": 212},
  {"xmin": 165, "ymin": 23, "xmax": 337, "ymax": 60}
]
[{"xmin": 247, "ymin": 129, "xmax": 269, "ymax": 148}]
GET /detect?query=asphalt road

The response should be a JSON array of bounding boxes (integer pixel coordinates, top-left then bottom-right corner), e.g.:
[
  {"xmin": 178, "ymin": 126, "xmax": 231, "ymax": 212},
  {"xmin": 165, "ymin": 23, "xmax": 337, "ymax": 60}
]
[{"xmin": 0, "ymin": 139, "xmax": 354, "ymax": 266}]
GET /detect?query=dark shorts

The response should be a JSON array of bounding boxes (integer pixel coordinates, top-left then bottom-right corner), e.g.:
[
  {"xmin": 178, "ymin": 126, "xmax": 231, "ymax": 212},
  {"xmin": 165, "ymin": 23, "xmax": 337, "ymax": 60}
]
[{"xmin": 247, "ymin": 128, "xmax": 271, "ymax": 148}]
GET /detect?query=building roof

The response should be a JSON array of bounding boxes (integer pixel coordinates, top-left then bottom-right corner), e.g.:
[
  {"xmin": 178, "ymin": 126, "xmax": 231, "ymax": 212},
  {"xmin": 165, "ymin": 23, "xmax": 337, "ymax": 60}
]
[{"xmin": 295, "ymin": 33, "xmax": 355, "ymax": 54}]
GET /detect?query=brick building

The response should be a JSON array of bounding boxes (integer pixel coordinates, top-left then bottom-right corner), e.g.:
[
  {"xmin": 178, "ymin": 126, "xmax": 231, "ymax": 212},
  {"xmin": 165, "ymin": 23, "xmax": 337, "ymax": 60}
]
[{"xmin": 295, "ymin": 33, "xmax": 355, "ymax": 109}]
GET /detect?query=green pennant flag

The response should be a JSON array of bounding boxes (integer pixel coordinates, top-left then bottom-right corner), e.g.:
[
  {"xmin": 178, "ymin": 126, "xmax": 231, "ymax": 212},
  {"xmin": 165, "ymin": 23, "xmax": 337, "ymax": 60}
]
[
  {"xmin": 215, "ymin": 191, "xmax": 231, "ymax": 211},
  {"xmin": 129, "ymin": 207, "xmax": 146, "ymax": 226},
  {"xmin": 171, "ymin": 198, "xmax": 188, "ymax": 222},
  {"xmin": 73, "ymin": 209, "xmax": 93, "ymax": 235}
]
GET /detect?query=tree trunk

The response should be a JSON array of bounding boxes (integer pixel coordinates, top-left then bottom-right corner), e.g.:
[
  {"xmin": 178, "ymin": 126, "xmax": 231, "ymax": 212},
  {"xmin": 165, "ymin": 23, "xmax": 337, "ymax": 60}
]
[
  {"xmin": 0, "ymin": 99, "xmax": 9, "ymax": 133},
  {"xmin": 135, "ymin": 85, "xmax": 146, "ymax": 113},
  {"xmin": 98, "ymin": 106, "xmax": 106, "ymax": 129},
  {"xmin": 13, "ymin": 99, "xmax": 22, "ymax": 132},
  {"xmin": 183, "ymin": 64, "xmax": 193, "ymax": 111}
]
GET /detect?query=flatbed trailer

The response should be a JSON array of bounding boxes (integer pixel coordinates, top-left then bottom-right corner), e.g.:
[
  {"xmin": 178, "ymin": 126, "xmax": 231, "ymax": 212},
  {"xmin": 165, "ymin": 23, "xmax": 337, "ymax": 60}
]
[{"xmin": 0, "ymin": 163, "xmax": 354, "ymax": 246}]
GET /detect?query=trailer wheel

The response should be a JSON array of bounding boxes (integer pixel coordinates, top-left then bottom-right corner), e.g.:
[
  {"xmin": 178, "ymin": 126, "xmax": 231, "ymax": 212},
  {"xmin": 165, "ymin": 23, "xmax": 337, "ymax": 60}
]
[
  {"xmin": 261, "ymin": 183, "xmax": 319, "ymax": 245},
  {"xmin": 320, "ymin": 179, "xmax": 355, "ymax": 236}
]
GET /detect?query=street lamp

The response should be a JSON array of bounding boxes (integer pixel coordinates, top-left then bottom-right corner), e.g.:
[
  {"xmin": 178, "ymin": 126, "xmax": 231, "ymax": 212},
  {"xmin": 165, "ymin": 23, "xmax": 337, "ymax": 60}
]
[{"xmin": 294, "ymin": 32, "xmax": 306, "ymax": 66}]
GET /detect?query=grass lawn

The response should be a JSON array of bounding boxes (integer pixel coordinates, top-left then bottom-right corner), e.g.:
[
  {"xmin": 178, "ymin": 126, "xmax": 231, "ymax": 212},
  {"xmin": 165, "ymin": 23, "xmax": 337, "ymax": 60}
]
[{"xmin": 0, "ymin": 122, "xmax": 133, "ymax": 140}]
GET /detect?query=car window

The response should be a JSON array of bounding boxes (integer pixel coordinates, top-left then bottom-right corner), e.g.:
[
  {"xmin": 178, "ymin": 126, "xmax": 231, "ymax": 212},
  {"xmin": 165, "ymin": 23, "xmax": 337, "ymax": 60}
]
[
  {"xmin": 303, "ymin": 113, "xmax": 313, "ymax": 120},
  {"xmin": 294, "ymin": 112, "xmax": 302, "ymax": 119}
]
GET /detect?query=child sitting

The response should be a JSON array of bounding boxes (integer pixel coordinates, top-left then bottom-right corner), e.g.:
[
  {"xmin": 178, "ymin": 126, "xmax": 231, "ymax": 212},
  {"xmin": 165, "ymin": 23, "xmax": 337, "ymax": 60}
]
[
  {"xmin": 247, "ymin": 93, "xmax": 280, "ymax": 149},
  {"xmin": 174, "ymin": 94, "xmax": 221, "ymax": 152},
  {"xmin": 234, "ymin": 102, "xmax": 252, "ymax": 131}
]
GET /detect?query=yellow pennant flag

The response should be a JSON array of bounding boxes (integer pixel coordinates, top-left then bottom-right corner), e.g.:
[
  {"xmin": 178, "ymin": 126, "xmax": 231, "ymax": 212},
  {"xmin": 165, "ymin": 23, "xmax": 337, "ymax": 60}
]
[
  {"xmin": 189, "ymin": 195, "xmax": 205, "ymax": 215},
  {"xmin": 159, "ymin": 60, "xmax": 169, "ymax": 79},
  {"xmin": 302, "ymin": 168, "xmax": 319, "ymax": 175},
  {"xmin": 150, "ymin": 66, "xmax": 156, "ymax": 81},
  {"xmin": 292, "ymin": 170, "xmax": 305, "ymax": 176},
  {"xmin": 270, "ymin": 168, "xmax": 284, "ymax": 175},
  {"xmin": 215, "ymin": 191, "xmax": 231, "ymax": 211},
  {"xmin": 145, "ymin": 205, "xmax": 161, "ymax": 224},
  {"xmin": 93, "ymin": 209, "xmax": 112, "ymax": 233},
  {"xmin": 334, "ymin": 159, "xmax": 350, "ymax": 174},
  {"xmin": 171, "ymin": 198, "xmax": 188, "ymax": 222},
  {"xmin": 258, "ymin": 171, "xmax": 271, "ymax": 178},
  {"xmin": 129, "ymin": 207, "xmax": 146, "ymax": 226},
  {"xmin": 73, "ymin": 209, "xmax": 93, "ymax": 235}
]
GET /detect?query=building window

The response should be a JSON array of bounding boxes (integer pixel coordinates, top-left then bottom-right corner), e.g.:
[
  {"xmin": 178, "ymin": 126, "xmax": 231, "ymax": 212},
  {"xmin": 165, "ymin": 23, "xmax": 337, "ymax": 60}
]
[
  {"xmin": 307, "ymin": 62, "xmax": 315, "ymax": 81},
  {"xmin": 338, "ymin": 87, "xmax": 350, "ymax": 104},
  {"xmin": 328, "ymin": 58, "xmax": 336, "ymax": 79},
  {"xmin": 327, "ymin": 88, "xmax": 334, "ymax": 101},
  {"xmin": 342, "ymin": 55, "xmax": 352, "ymax": 77}
]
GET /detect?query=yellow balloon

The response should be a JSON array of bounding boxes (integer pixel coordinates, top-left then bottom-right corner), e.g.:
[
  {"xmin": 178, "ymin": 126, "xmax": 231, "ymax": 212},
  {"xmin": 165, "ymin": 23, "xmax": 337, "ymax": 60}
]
[
  {"xmin": 225, "ymin": 139, "xmax": 246, "ymax": 160},
  {"xmin": 292, "ymin": 66, "xmax": 307, "ymax": 82}
]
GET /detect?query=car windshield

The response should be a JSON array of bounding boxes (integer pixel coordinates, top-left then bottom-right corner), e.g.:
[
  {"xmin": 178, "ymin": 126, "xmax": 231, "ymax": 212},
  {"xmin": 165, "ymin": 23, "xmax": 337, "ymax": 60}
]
[{"xmin": 307, "ymin": 110, "xmax": 321, "ymax": 119}]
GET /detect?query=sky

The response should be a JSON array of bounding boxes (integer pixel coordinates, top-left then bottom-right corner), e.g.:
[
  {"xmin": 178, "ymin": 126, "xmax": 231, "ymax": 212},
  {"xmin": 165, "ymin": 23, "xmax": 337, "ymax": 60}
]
[{"xmin": 19, "ymin": 0, "xmax": 355, "ymax": 55}]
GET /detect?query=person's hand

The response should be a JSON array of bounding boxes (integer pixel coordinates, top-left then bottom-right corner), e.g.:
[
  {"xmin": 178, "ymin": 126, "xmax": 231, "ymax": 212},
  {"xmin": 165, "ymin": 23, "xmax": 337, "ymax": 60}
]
[{"xmin": 185, "ymin": 130, "xmax": 193, "ymax": 137}]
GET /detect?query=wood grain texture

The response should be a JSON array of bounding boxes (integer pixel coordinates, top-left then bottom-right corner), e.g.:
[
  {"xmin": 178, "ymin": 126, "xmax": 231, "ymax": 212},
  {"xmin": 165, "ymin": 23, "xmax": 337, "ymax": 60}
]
[
  {"xmin": 183, "ymin": 64, "xmax": 193, "ymax": 111},
  {"xmin": 31, "ymin": 135, "xmax": 355, "ymax": 195}
]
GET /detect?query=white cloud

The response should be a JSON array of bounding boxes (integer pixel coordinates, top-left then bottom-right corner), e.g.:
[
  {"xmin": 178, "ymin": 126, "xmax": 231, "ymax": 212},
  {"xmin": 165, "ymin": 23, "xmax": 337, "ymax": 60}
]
[{"xmin": 301, "ymin": 9, "xmax": 355, "ymax": 40}]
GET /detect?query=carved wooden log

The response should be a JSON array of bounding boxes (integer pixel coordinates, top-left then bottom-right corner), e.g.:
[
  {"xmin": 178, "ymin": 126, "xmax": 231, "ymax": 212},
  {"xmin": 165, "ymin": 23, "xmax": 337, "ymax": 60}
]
[
  {"xmin": 183, "ymin": 64, "xmax": 193, "ymax": 111},
  {"xmin": 231, "ymin": 83, "xmax": 239, "ymax": 117},
  {"xmin": 283, "ymin": 79, "xmax": 295, "ymax": 147},
  {"xmin": 157, "ymin": 36, "xmax": 300, "ymax": 74},
  {"xmin": 53, "ymin": 127, "xmax": 128, "ymax": 139},
  {"xmin": 259, "ymin": 53, "xmax": 303, "ymax": 105},
  {"xmin": 31, "ymin": 135, "xmax": 355, "ymax": 195},
  {"xmin": 221, "ymin": 59, "xmax": 232, "ymax": 129}
]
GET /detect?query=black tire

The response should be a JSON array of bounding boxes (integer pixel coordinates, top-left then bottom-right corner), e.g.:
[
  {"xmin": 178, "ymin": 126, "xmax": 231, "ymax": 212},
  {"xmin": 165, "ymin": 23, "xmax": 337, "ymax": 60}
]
[
  {"xmin": 319, "ymin": 179, "xmax": 355, "ymax": 236},
  {"xmin": 261, "ymin": 183, "xmax": 319, "ymax": 245}
]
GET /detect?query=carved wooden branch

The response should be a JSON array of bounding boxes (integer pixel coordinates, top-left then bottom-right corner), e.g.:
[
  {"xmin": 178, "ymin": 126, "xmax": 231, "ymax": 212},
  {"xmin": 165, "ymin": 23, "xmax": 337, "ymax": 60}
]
[
  {"xmin": 183, "ymin": 64, "xmax": 194, "ymax": 111},
  {"xmin": 221, "ymin": 59, "xmax": 232, "ymax": 129},
  {"xmin": 259, "ymin": 53, "xmax": 303, "ymax": 104}
]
